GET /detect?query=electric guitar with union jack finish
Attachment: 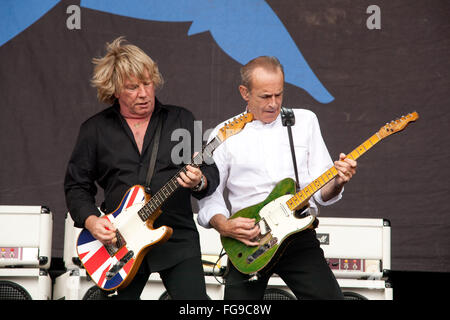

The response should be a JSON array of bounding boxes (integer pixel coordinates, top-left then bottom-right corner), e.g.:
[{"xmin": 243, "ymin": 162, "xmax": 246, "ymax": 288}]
[{"xmin": 76, "ymin": 112, "xmax": 253, "ymax": 291}]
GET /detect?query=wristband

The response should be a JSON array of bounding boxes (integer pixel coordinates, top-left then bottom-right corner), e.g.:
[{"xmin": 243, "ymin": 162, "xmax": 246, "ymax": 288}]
[{"xmin": 192, "ymin": 175, "xmax": 206, "ymax": 192}]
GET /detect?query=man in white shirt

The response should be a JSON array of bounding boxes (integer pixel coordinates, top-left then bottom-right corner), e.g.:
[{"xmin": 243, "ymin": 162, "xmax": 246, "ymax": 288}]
[{"xmin": 198, "ymin": 56, "xmax": 357, "ymax": 299}]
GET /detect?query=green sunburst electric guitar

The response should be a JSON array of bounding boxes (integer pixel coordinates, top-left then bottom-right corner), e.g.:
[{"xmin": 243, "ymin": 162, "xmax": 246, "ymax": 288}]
[{"xmin": 221, "ymin": 112, "xmax": 419, "ymax": 274}]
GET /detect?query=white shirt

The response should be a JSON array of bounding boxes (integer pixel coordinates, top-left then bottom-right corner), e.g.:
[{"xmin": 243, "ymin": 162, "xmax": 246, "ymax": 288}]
[{"xmin": 197, "ymin": 108, "xmax": 343, "ymax": 228}]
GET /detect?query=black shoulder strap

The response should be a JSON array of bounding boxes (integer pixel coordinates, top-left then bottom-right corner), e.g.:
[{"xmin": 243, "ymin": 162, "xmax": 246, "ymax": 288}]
[
  {"xmin": 145, "ymin": 115, "xmax": 163, "ymax": 194},
  {"xmin": 280, "ymin": 107, "xmax": 300, "ymax": 191}
]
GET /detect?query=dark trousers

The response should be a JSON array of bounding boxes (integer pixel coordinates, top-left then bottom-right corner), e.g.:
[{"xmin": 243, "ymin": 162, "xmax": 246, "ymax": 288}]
[
  {"xmin": 107, "ymin": 256, "xmax": 208, "ymax": 300},
  {"xmin": 224, "ymin": 229, "xmax": 344, "ymax": 300}
]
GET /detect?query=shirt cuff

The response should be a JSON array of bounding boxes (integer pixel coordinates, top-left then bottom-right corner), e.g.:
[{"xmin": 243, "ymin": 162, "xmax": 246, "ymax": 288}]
[
  {"xmin": 197, "ymin": 206, "xmax": 230, "ymax": 229},
  {"xmin": 314, "ymin": 186, "xmax": 344, "ymax": 207},
  {"xmin": 71, "ymin": 204, "xmax": 102, "ymax": 228}
]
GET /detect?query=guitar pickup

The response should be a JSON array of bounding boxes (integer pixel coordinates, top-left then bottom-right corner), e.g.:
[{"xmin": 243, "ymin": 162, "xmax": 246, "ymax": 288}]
[
  {"xmin": 246, "ymin": 238, "xmax": 277, "ymax": 264},
  {"xmin": 106, "ymin": 250, "xmax": 134, "ymax": 280}
]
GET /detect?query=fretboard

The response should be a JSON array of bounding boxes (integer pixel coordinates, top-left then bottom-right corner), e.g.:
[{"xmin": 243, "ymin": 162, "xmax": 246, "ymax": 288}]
[
  {"xmin": 286, "ymin": 132, "xmax": 382, "ymax": 211},
  {"xmin": 137, "ymin": 137, "xmax": 222, "ymax": 221}
]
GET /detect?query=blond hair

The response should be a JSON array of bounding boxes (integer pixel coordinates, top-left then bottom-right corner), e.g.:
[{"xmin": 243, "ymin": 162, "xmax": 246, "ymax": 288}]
[
  {"xmin": 91, "ymin": 37, "xmax": 164, "ymax": 104},
  {"xmin": 240, "ymin": 56, "xmax": 284, "ymax": 91}
]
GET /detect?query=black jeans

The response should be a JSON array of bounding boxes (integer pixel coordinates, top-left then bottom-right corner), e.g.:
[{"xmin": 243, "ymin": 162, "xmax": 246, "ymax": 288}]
[
  {"xmin": 224, "ymin": 229, "xmax": 344, "ymax": 300},
  {"xmin": 106, "ymin": 255, "xmax": 208, "ymax": 300}
]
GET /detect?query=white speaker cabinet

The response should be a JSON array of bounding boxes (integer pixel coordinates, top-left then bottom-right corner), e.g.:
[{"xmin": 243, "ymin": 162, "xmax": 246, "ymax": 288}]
[
  {"xmin": 0, "ymin": 268, "xmax": 52, "ymax": 300},
  {"xmin": 0, "ymin": 205, "xmax": 53, "ymax": 269},
  {"xmin": 316, "ymin": 217, "xmax": 391, "ymax": 280}
]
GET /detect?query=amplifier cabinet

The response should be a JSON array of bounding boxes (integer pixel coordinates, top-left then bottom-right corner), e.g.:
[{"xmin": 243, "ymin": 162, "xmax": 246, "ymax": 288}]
[
  {"xmin": 315, "ymin": 217, "xmax": 391, "ymax": 279},
  {"xmin": 266, "ymin": 275, "xmax": 392, "ymax": 300},
  {"xmin": 0, "ymin": 205, "xmax": 52, "ymax": 269},
  {"xmin": 0, "ymin": 268, "xmax": 52, "ymax": 300},
  {"xmin": 338, "ymin": 278, "xmax": 393, "ymax": 300},
  {"xmin": 53, "ymin": 268, "xmax": 107, "ymax": 300},
  {"xmin": 63, "ymin": 213, "xmax": 83, "ymax": 269}
]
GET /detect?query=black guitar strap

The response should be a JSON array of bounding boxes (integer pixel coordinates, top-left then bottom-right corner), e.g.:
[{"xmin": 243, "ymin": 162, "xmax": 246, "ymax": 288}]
[
  {"xmin": 145, "ymin": 115, "xmax": 163, "ymax": 194},
  {"xmin": 280, "ymin": 107, "xmax": 300, "ymax": 191}
]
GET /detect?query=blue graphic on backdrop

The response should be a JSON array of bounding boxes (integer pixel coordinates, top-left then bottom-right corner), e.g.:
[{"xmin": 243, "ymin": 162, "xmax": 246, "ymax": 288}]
[
  {"xmin": 0, "ymin": 0, "xmax": 60, "ymax": 47},
  {"xmin": 0, "ymin": 0, "xmax": 334, "ymax": 103},
  {"xmin": 81, "ymin": 0, "xmax": 334, "ymax": 103}
]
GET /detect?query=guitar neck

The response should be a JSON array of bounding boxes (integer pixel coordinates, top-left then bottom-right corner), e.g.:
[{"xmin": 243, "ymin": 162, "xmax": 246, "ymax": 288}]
[
  {"xmin": 138, "ymin": 137, "xmax": 222, "ymax": 221},
  {"xmin": 286, "ymin": 132, "xmax": 382, "ymax": 211}
]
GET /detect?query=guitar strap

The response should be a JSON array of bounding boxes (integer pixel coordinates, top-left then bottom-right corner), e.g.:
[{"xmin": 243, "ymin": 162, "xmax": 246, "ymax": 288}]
[
  {"xmin": 280, "ymin": 107, "xmax": 300, "ymax": 191},
  {"xmin": 145, "ymin": 114, "xmax": 164, "ymax": 194}
]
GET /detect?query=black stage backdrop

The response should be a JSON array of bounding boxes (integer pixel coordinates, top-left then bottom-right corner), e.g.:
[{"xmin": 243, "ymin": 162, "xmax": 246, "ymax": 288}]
[{"xmin": 0, "ymin": 0, "xmax": 449, "ymax": 273}]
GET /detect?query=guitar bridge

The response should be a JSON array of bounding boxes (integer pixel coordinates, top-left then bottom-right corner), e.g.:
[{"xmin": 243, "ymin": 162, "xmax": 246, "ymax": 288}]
[
  {"xmin": 258, "ymin": 218, "xmax": 271, "ymax": 235},
  {"xmin": 252, "ymin": 219, "xmax": 271, "ymax": 242},
  {"xmin": 246, "ymin": 237, "xmax": 278, "ymax": 264},
  {"xmin": 105, "ymin": 231, "xmax": 126, "ymax": 257}
]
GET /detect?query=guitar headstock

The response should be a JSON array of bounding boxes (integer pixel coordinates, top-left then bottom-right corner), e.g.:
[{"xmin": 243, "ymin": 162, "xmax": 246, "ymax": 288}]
[
  {"xmin": 216, "ymin": 113, "xmax": 254, "ymax": 142},
  {"xmin": 378, "ymin": 112, "xmax": 419, "ymax": 139}
]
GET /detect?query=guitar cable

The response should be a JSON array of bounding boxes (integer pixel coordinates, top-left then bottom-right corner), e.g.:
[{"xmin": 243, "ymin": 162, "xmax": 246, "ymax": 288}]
[{"xmin": 205, "ymin": 248, "xmax": 266, "ymax": 287}]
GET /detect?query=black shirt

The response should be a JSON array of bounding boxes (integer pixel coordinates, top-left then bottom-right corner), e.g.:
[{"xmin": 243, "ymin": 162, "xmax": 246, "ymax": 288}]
[{"xmin": 64, "ymin": 99, "xmax": 219, "ymax": 271}]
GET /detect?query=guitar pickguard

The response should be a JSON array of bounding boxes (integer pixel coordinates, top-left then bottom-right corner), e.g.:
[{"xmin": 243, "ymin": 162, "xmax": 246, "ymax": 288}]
[{"xmin": 259, "ymin": 195, "xmax": 315, "ymax": 242}]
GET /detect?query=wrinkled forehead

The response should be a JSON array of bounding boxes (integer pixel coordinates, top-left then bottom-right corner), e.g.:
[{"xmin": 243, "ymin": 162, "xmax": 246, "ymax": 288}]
[{"xmin": 248, "ymin": 67, "xmax": 284, "ymax": 91}]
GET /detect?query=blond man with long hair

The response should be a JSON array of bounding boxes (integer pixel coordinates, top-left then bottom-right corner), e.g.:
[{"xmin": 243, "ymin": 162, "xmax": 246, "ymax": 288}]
[{"xmin": 65, "ymin": 37, "xmax": 219, "ymax": 299}]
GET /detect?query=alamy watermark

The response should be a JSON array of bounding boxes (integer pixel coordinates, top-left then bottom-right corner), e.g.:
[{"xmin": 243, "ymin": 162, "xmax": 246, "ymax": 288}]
[
  {"xmin": 67, "ymin": 4, "xmax": 382, "ymax": 31},
  {"xmin": 66, "ymin": 5, "xmax": 81, "ymax": 30},
  {"xmin": 171, "ymin": 121, "xmax": 214, "ymax": 165},
  {"xmin": 366, "ymin": 5, "xmax": 381, "ymax": 30}
]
